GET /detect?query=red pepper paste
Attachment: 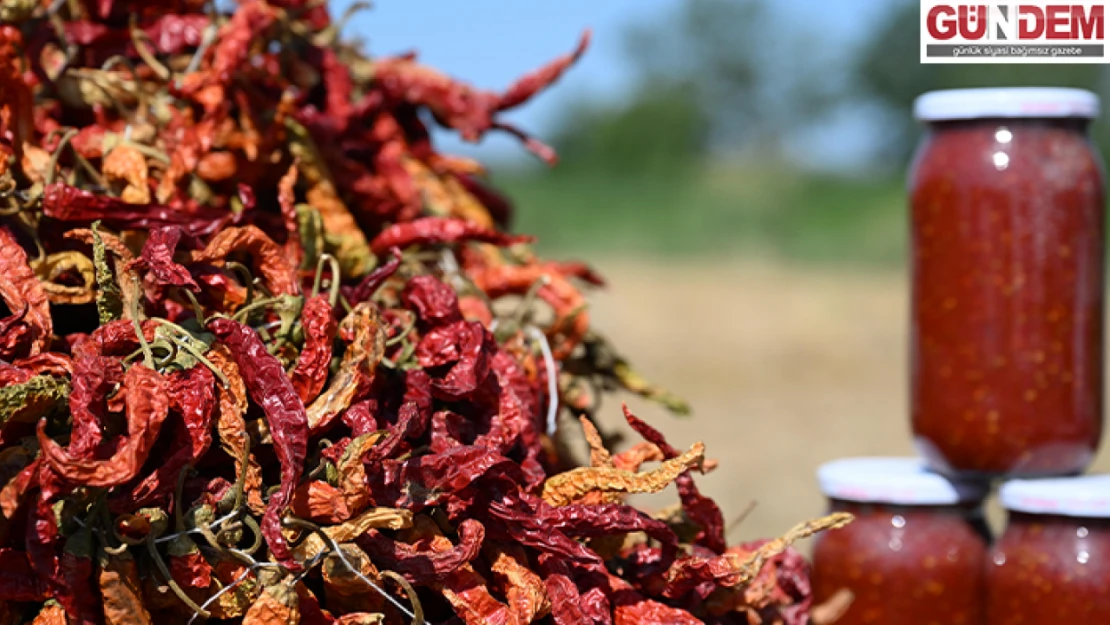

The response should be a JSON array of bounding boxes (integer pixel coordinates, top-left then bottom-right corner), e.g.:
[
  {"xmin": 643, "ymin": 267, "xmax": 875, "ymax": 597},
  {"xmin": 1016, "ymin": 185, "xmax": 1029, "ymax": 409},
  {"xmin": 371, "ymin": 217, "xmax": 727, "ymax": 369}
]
[
  {"xmin": 910, "ymin": 88, "xmax": 1105, "ymax": 478},
  {"xmin": 812, "ymin": 457, "xmax": 990, "ymax": 625},
  {"xmin": 988, "ymin": 475, "xmax": 1110, "ymax": 624}
]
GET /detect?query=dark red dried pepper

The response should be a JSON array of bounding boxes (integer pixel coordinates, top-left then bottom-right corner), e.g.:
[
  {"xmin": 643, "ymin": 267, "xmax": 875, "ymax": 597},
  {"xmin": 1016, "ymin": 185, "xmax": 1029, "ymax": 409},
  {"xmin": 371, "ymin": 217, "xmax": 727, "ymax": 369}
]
[
  {"xmin": 134, "ymin": 227, "xmax": 198, "ymax": 290},
  {"xmin": 38, "ymin": 364, "xmax": 169, "ymax": 488},
  {"xmin": 43, "ymin": 184, "xmax": 232, "ymax": 237},
  {"xmin": 358, "ymin": 519, "xmax": 484, "ymax": 585},
  {"xmin": 0, "ymin": 548, "xmax": 46, "ymax": 602},
  {"xmin": 370, "ymin": 217, "xmax": 533, "ymax": 255},
  {"xmin": 624, "ymin": 405, "xmax": 726, "ymax": 554},
  {"xmin": 290, "ymin": 295, "xmax": 337, "ymax": 404},
  {"xmin": 344, "ymin": 247, "xmax": 402, "ymax": 306},
  {"xmin": 208, "ymin": 317, "xmax": 308, "ymax": 570}
]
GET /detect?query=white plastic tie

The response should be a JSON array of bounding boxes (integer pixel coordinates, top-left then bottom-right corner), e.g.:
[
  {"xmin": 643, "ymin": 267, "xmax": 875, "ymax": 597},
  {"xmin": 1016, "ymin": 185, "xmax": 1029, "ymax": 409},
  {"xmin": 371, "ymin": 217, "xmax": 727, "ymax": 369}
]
[{"xmin": 526, "ymin": 325, "xmax": 560, "ymax": 437}]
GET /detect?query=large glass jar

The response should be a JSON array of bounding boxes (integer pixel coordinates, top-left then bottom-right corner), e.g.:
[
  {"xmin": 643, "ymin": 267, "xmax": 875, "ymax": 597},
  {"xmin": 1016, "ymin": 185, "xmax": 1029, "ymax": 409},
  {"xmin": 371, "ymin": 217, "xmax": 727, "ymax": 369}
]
[
  {"xmin": 987, "ymin": 475, "xmax": 1110, "ymax": 624},
  {"xmin": 811, "ymin": 457, "xmax": 990, "ymax": 625},
  {"xmin": 910, "ymin": 88, "xmax": 1106, "ymax": 478}
]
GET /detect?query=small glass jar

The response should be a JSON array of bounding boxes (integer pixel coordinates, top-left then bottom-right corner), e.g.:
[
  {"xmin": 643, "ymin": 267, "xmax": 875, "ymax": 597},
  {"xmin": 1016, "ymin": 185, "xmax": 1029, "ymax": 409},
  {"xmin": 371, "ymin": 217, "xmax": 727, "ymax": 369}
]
[
  {"xmin": 812, "ymin": 457, "xmax": 990, "ymax": 625},
  {"xmin": 987, "ymin": 475, "xmax": 1110, "ymax": 624},
  {"xmin": 909, "ymin": 88, "xmax": 1106, "ymax": 478}
]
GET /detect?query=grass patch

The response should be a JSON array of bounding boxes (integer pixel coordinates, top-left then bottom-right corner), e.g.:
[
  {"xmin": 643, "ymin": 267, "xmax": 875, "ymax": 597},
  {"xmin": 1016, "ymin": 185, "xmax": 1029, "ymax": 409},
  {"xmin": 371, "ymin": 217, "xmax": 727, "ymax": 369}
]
[{"xmin": 491, "ymin": 165, "xmax": 907, "ymax": 265}]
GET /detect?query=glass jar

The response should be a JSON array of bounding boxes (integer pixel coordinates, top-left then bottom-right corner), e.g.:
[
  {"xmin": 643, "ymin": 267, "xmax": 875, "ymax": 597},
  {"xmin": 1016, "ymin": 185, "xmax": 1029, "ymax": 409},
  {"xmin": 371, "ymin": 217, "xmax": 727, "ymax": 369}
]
[
  {"xmin": 987, "ymin": 475, "xmax": 1110, "ymax": 624},
  {"xmin": 811, "ymin": 457, "xmax": 990, "ymax": 625},
  {"xmin": 910, "ymin": 88, "xmax": 1106, "ymax": 478}
]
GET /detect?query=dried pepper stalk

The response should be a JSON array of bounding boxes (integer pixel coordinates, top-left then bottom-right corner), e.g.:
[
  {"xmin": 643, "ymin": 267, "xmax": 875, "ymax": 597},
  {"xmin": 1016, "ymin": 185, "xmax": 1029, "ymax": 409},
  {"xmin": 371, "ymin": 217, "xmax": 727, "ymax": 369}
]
[{"xmin": 0, "ymin": 1, "xmax": 849, "ymax": 623}]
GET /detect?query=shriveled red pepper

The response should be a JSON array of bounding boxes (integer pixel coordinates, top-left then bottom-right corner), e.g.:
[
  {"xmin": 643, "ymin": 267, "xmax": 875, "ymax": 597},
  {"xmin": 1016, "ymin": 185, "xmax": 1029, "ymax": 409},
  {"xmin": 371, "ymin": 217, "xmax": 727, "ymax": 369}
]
[
  {"xmin": 344, "ymin": 247, "xmax": 402, "ymax": 306},
  {"xmin": 624, "ymin": 404, "xmax": 727, "ymax": 554},
  {"xmin": 59, "ymin": 528, "xmax": 100, "ymax": 625},
  {"xmin": 0, "ymin": 548, "xmax": 47, "ymax": 602},
  {"xmin": 370, "ymin": 216, "xmax": 533, "ymax": 255},
  {"xmin": 133, "ymin": 227, "xmax": 198, "ymax": 290},
  {"xmin": 0, "ymin": 227, "xmax": 52, "ymax": 357},
  {"xmin": 358, "ymin": 518, "xmax": 484, "ymax": 585},
  {"xmin": 121, "ymin": 366, "xmax": 216, "ymax": 508},
  {"xmin": 188, "ymin": 226, "xmax": 299, "ymax": 296},
  {"xmin": 537, "ymin": 553, "xmax": 589, "ymax": 625},
  {"xmin": 290, "ymin": 295, "xmax": 337, "ymax": 404},
  {"xmin": 38, "ymin": 364, "xmax": 170, "ymax": 488},
  {"xmin": 208, "ymin": 317, "xmax": 308, "ymax": 570},
  {"xmin": 42, "ymin": 184, "xmax": 232, "ymax": 237}
]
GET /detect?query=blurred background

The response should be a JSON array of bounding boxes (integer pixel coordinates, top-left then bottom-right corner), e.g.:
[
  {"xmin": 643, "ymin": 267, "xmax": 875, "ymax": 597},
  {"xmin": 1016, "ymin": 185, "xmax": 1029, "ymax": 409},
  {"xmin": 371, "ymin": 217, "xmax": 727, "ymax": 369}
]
[{"xmin": 341, "ymin": 0, "xmax": 1110, "ymax": 546}]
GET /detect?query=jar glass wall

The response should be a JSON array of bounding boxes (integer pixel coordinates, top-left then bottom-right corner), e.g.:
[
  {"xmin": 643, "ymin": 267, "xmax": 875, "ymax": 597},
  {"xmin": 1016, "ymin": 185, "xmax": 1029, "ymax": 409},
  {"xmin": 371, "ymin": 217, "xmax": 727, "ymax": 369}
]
[
  {"xmin": 987, "ymin": 476, "xmax": 1110, "ymax": 624},
  {"xmin": 910, "ymin": 89, "xmax": 1105, "ymax": 477},
  {"xmin": 812, "ymin": 457, "xmax": 990, "ymax": 625}
]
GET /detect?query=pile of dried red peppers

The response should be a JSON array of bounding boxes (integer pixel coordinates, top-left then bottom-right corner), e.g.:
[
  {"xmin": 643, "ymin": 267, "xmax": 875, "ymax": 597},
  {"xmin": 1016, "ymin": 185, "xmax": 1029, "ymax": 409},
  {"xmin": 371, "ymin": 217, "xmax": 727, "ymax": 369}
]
[{"xmin": 0, "ymin": 1, "xmax": 851, "ymax": 624}]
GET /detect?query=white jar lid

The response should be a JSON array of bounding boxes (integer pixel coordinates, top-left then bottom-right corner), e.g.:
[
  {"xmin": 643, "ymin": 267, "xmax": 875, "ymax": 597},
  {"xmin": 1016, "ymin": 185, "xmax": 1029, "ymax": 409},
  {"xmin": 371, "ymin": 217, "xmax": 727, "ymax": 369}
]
[
  {"xmin": 818, "ymin": 457, "xmax": 989, "ymax": 505},
  {"xmin": 914, "ymin": 87, "xmax": 1100, "ymax": 122},
  {"xmin": 1000, "ymin": 475, "xmax": 1110, "ymax": 518}
]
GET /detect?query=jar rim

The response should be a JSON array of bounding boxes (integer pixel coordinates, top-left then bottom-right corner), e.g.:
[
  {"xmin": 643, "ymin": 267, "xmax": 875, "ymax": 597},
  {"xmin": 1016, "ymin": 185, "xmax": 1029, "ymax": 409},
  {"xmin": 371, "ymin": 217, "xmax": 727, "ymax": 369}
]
[
  {"xmin": 817, "ymin": 457, "xmax": 988, "ymax": 505},
  {"xmin": 914, "ymin": 87, "xmax": 1099, "ymax": 122},
  {"xmin": 1001, "ymin": 474, "xmax": 1110, "ymax": 518}
]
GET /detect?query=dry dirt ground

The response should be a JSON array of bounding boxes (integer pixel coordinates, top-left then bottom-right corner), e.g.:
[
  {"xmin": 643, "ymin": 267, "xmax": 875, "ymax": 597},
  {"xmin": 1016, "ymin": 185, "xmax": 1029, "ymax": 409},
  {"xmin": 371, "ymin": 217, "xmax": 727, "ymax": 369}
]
[{"xmin": 573, "ymin": 259, "xmax": 1110, "ymax": 553}]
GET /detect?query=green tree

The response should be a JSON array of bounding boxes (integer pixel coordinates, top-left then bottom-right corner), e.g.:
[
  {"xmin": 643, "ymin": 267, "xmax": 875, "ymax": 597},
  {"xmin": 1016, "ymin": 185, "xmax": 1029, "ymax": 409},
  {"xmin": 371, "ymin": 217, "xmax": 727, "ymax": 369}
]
[
  {"xmin": 547, "ymin": 81, "xmax": 709, "ymax": 178},
  {"xmin": 856, "ymin": 0, "xmax": 1110, "ymax": 167},
  {"xmin": 546, "ymin": 0, "xmax": 840, "ymax": 176}
]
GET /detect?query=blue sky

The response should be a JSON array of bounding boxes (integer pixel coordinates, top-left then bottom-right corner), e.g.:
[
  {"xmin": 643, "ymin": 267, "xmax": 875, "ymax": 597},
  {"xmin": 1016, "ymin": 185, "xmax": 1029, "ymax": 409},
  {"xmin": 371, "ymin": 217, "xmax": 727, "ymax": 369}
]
[{"xmin": 336, "ymin": 0, "xmax": 888, "ymax": 166}]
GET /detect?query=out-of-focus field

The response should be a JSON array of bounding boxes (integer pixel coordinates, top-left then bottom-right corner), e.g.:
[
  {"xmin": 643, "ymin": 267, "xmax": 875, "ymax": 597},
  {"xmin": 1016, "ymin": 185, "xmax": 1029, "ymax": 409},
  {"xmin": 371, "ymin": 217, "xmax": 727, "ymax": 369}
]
[
  {"xmin": 496, "ymin": 165, "xmax": 907, "ymax": 264},
  {"xmin": 573, "ymin": 259, "xmax": 1110, "ymax": 553},
  {"xmin": 502, "ymin": 163, "xmax": 1110, "ymax": 551}
]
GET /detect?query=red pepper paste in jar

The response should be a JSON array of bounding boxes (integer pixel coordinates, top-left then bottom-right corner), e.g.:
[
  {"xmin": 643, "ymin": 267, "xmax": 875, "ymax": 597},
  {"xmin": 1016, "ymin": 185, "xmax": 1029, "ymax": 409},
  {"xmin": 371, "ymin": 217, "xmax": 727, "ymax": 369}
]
[
  {"xmin": 910, "ymin": 88, "xmax": 1106, "ymax": 478},
  {"xmin": 812, "ymin": 457, "xmax": 990, "ymax": 625},
  {"xmin": 987, "ymin": 475, "xmax": 1110, "ymax": 624}
]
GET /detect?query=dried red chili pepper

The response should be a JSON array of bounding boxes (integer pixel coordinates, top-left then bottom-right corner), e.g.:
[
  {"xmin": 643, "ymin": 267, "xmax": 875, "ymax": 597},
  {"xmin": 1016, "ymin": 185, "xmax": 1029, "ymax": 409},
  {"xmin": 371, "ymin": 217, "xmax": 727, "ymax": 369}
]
[
  {"xmin": 168, "ymin": 537, "xmax": 213, "ymax": 591},
  {"xmin": 608, "ymin": 572, "xmax": 703, "ymax": 625},
  {"xmin": 133, "ymin": 227, "xmax": 198, "ymax": 290},
  {"xmin": 189, "ymin": 226, "xmax": 299, "ymax": 296},
  {"xmin": 370, "ymin": 217, "xmax": 532, "ymax": 255},
  {"xmin": 290, "ymin": 295, "xmax": 337, "ymax": 404},
  {"xmin": 623, "ymin": 405, "xmax": 727, "ymax": 554},
  {"xmin": 468, "ymin": 261, "xmax": 589, "ymax": 359},
  {"xmin": 42, "ymin": 184, "xmax": 232, "ymax": 237},
  {"xmin": 486, "ymin": 495, "xmax": 604, "ymax": 570},
  {"xmin": 209, "ymin": 345, "xmax": 267, "ymax": 516},
  {"xmin": 278, "ymin": 163, "xmax": 303, "ymax": 267},
  {"xmin": 536, "ymin": 553, "xmax": 589, "ymax": 625},
  {"xmin": 358, "ymin": 518, "xmax": 484, "ymax": 585},
  {"xmin": 99, "ymin": 551, "xmax": 154, "ymax": 625},
  {"xmin": 487, "ymin": 543, "xmax": 549, "ymax": 624},
  {"xmin": 291, "ymin": 480, "xmax": 350, "ymax": 524},
  {"xmin": 207, "ymin": 0, "xmax": 277, "ymax": 84},
  {"xmin": 0, "ymin": 227, "xmax": 52, "ymax": 357},
  {"xmin": 344, "ymin": 247, "xmax": 402, "ymax": 306},
  {"xmin": 59, "ymin": 357, "xmax": 121, "ymax": 459},
  {"xmin": 59, "ymin": 527, "xmax": 100, "ymax": 625},
  {"xmin": 0, "ymin": 548, "xmax": 46, "ymax": 602},
  {"xmin": 307, "ymin": 302, "xmax": 386, "ymax": 433},
  {"xmin": 26, "ymin": 474, "xmax": 64, "ymax": 614},
  {"xmin": 11, "ymin": 353, "xmax": 73, "ymax": 378},
  {"xmin": 401, "ymin": 274, "xmax": 464, "ymax": 326},
  {"xmin": 122, "ymin": 366, "xmax": 216, "ymax": 508},
  {"xmin": 295, "ymin": 582, "xmax": 338, "ymax": 625},
  {"xmin": 38, "ymin": 364, "xmax": 169, "ymax": 488},
  {"xmin": 208, "ymin": 317, "xmax": 308, "ymax": 570},
  {"xmin": 371, "ymin": 30, "xmax": 589, "ymax": 162},
  {"xmin": 545, "ymin": 503, "xmax": 678, "ymax": 563},
  {"xmin": 416, "ymin": 320, "xmax": 496, "ymax": 400}
]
